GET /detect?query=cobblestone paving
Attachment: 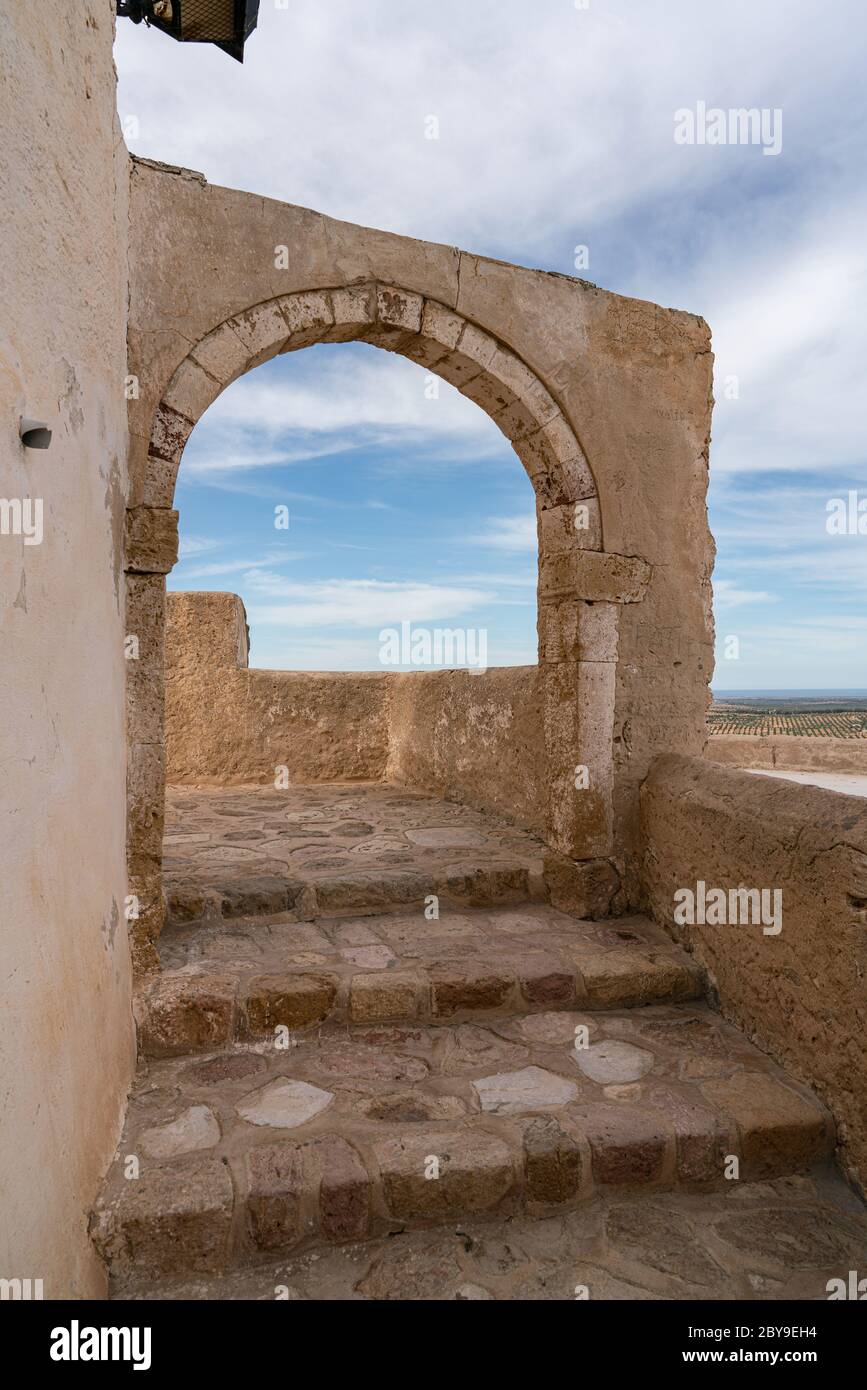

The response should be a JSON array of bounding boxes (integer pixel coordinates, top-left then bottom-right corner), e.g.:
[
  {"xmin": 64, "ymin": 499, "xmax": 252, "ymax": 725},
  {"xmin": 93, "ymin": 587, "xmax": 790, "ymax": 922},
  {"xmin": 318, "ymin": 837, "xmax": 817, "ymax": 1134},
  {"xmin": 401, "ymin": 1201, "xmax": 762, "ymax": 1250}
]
[
  {"xmin": 163, "ymin": 783, "xmax": 548, "ymax": 923},
  {"xmin": 121, "ymin": 1173, "xmax": 867, "ymax": 1301},
  {"xmin": 94, "ymin": 783, "xmax": 867, "ymax": 1300}
]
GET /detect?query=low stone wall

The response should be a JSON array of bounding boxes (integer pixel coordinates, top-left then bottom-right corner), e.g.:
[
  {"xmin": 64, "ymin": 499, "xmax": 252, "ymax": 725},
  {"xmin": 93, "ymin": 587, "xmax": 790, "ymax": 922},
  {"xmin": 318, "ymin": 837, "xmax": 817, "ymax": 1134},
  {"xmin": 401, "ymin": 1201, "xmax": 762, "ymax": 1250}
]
[
  {"xmin": 706, "ymin": 734, "xmax": 867, "ymax": 774},
  {"xmin": 640, "ymin": 753, "xmax": 867, "ymax": 1194},
  {"xmin": 166, "ymin": 592, "xmax": 390, "ymax": 784},
  {"xmin": 165, "ymin": 594, "xmax": 548, "ymax": 835},
  {"xmin": 388, "ymin": 667, "xmax": 547, "ymax": 835}
]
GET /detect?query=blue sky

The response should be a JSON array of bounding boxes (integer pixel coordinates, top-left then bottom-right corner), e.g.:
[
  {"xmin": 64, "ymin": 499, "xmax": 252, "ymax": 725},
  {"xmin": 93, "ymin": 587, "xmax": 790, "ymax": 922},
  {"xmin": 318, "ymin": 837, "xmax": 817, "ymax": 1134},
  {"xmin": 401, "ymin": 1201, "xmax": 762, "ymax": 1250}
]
[{"xmin": 115, "ymin": 0, "xmax": 867, "ymax": 686}]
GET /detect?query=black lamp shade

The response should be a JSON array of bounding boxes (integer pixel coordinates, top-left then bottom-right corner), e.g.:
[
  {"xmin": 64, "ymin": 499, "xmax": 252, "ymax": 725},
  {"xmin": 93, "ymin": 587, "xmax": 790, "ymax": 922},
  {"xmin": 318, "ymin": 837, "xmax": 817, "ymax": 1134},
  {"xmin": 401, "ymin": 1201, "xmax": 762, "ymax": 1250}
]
[{"xmin": 146, "ymin": 0, "xmax": 261, "ymax": 62}]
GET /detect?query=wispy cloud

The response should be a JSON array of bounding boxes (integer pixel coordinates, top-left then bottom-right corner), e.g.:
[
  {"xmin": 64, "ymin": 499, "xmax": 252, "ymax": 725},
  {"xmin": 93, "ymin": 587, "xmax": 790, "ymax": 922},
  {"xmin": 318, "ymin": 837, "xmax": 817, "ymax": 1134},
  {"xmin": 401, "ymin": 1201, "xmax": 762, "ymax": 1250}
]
[
  {"xmin": 244, "ymin": 572, "xmax": 494, "ymax": 629},
  {"xmin": 119, "ymin": 0, "xmax": 867, "ymax": 684},
  {"xmin": 470, "ymin": 514, "xmax": 537, "ymax": 552}
]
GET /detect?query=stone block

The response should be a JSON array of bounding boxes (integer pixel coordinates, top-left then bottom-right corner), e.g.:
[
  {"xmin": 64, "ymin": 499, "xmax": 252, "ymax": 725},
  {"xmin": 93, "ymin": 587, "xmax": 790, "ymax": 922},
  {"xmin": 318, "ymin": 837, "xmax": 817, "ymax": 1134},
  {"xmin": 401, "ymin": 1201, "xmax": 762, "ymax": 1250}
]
[
  {"xmin": 576, "ymin": 1103, "xmax": 673, "ymax": 1188},
  {"xmin": 93, "ymin": 1156, "xmax": 233, "ymax": 1280},
  {"xmin": 349, "ymin": 971, "xmax": 421, "ymax": 1022},
  {"xmin": 124, "ymin": 506, "xmax": 179, "ymax": 575},
  {"xmin": 278, "ymin": 289, "xmax": 334, "ymax": 347},
  {"xmin": 245, "ymin": 1141, "xmax": 306, "ymax": 1250},
  {"xmin": 191, "ymin": 321, "xmax": 251, "ymax": 384},
  {"xmin": 162, "ymin": 355, "xmax": 222, "ymax": 422},
  {"xmin": 376, "ymin": 1129, "xmax": 514, "ymax": 1219},
  {"xmin": 523, "ymin": 1116, "xmax": 583, "ymax": 1204},
  {"xmin": 312, "ymin": 1136, "xmax": 371, "ymax": 1243},
  {"xmin": 430, "ymin": 960, "xmax": 514, "ymax": 1017},
  {"xmin": 226, "ymin": 299, "xmax": 290, "ymax": 365},
  {"xmin": 242, "ymin": 972, "xmax": 338, "ymax": 1034},
  {"xmin": 698, "ymin": 1073, "xmax": 832, "ymax": 1179},
  {"xmin": 139, "ymin": 973, "xmax": 238, "ymax": 1057}
]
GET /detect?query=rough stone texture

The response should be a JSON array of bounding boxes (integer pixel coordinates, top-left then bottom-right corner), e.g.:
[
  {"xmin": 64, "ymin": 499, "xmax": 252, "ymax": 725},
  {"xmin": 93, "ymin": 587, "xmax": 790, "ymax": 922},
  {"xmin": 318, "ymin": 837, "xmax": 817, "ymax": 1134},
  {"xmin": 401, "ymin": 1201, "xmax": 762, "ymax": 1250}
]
[
  {"xmin": 139, "ymin": 1106, "xmax": 221, "ymax": 1159},
  {"xmin": 159, "ymin": 781, "xmax": 549, "ymax": 936},
  {"xmin": 92, "ymin": 1156, "xmax": 233, "ymax": 1283},
  {"xmin": 706, "ymin": 734, "xmax": 867, "ymax": 774},
  {"xmin": 0, "ymin": 0, "xmax": 136, "ymax": 1296},
  {"xmin": 165, "ymin": 592, "xmax": 390, "ymax": 786},
  {"xmin": 88, "ymin": 782, "xmax": 859, "ymax": 1297},
  {"xmin": 640, "ymin": 754, "xmax": 867, "ymax": 1194},
  {"xmin": 94, "ymin": 991, "xmax": 834, "ymax": 1287},
  {"xmin": 138, "ymin": 974, "xmax": 237, "ymax": 1058},
  {"xmin": 388, "ymin": 666, "xmax": 548, "ymax": 837},
  {"xmin": 473, "ymin": 1066, "xmax": 580, "ymax": 1114},
  {"xmin": 124, "ymin": 506, "xmax": 179, "ymax": 575},
  {"xmin": 375, "ymin": 1130, "xmax": 515, "ymax": 1220},
  {"xmin": 142, "ymin": 785, "xmax": 703, "ymax": 1048},
  {"xmin": 112, "ymin": 1174, "xmax": 867, "ymax": 1301},
  {"xmin": 237, "ymin": 1080, "xmax": 334, "ymax": 1130}
]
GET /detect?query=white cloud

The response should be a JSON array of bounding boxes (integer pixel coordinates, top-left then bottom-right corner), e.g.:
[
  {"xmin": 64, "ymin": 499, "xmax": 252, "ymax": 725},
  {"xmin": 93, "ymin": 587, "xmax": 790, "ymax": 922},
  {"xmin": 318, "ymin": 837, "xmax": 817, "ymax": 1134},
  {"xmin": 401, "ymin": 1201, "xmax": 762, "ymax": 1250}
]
[
  {"xmin": 470, "ymin": 514, "xmax": 537, "ymax": 551},
  {"xmin": 177, "ymin": 534, "xmax": 220, "ymax": 558},
  {"xmin": 183, "ymin": 347, "xmax": 510, "ymax": 477},
  {"xmin": 712, "ymin": 578, "xmax": 778, "ymax": 606},
  {"xmin": 243, "ymin": 572, "xmax": 494, "ymax": 628}
]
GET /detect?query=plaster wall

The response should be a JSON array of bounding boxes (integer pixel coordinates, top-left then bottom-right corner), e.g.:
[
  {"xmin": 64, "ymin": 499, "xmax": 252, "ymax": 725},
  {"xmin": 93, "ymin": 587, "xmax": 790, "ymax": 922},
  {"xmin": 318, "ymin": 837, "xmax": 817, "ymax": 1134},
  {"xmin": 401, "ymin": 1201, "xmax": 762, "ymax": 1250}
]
[{"xmin": 0, "ymin": 1, "xmax": 135, "ymax": 1297}]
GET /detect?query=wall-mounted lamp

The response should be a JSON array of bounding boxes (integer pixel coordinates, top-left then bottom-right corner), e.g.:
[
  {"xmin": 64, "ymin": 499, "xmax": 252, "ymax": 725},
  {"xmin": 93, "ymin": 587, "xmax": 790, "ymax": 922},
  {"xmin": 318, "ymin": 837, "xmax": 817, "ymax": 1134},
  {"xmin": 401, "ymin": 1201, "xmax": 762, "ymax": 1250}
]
[
  {"xmin": 116, "ymin": 1, "xmax": 261, "ymax": 63},
  {"xmin": 20, "ymin": 419, "xmax": 52, "ymax": 450}
]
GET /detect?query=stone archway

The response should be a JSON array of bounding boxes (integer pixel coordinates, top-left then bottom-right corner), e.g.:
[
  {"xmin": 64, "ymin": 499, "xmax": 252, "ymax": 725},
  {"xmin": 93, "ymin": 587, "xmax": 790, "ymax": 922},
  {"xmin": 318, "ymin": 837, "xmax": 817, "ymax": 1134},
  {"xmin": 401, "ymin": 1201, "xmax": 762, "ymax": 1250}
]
[
  {"xmin": 122, "ymin": 159, "xmax": 714, "ymax": 972},
  {"xmin": 125, "ymin": 282, "xmax": 650, "ymax": 968}
]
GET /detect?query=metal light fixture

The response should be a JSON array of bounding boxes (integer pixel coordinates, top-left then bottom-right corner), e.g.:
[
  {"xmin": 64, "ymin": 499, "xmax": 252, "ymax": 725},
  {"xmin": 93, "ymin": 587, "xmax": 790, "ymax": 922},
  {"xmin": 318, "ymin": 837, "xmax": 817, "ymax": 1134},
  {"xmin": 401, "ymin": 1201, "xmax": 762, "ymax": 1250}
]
[{"xmin": 117, "ymin": 1, "xmax": 261, "ymax": 63}]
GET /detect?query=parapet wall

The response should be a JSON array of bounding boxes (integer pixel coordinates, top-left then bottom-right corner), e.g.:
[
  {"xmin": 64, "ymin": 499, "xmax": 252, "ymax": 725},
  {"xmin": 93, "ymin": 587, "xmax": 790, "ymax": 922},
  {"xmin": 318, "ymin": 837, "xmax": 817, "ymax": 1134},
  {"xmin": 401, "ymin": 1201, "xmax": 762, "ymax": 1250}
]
[
  {"xmin": 166, "ymin": 592, "xmax": 390, "ymax": 784},
  {"xmin": 706, "ymin": 734, "xmax": 867, "ymax": 774},
  {"xmin": 640, "ymin": 753, "xmax": 867, "ymax": 1194},
  {"xmin": 166, "ymin": 593, "xmax": 546, "ymax": 835},
  {"xmin": 388, "ymin": 667, "xmax": 547, "ymax": 835}
]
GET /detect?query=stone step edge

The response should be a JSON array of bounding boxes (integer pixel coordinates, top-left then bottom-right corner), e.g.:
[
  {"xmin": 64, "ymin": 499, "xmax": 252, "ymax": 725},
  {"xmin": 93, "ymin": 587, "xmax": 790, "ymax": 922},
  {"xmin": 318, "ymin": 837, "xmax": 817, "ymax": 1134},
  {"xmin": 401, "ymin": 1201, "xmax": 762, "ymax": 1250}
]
[
  {"xmin": 163, "ymin": 851, "xmax": 615, "ymax": 930},
  {"xmin": 93, "ymin": 1087, "xmax": 834, "ymax": 1290},
  {"xmin": 166, "ymin": 860, "xmax": 549, "ymax": 930},
  {"xmin": 136, "ymin": 950, "xmax": 705, "ymax": 1058}
]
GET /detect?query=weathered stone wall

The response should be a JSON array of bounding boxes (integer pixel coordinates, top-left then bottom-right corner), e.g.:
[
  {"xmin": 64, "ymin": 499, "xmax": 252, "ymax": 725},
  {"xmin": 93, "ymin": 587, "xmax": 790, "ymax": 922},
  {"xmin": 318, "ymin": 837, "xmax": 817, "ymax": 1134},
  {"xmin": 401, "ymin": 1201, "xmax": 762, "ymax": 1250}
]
[
  {"xmin": 388, "ymin": 667, "xmax": 547, "ymax": 834},
  {"xmin": 166, "ymin": 592, "xmax": 390, "ymax": 784},
  {"xmin": 125, "ymin": 158, "xmax": 715, "ymax": 949},
  {"xmin": 0, "ymin": 2, "xmax": 135, "ymax": 1296},
  {"xmin": 706, "ymin": 734, "xmax": 867, "ymax": 774},
  {"xmin": 165, "ymin": 593, "xmax": 546, "ymax": 834},
  {"xmin": 640, "ymin": 754, "xmax": 867, "ymax": 1193}
]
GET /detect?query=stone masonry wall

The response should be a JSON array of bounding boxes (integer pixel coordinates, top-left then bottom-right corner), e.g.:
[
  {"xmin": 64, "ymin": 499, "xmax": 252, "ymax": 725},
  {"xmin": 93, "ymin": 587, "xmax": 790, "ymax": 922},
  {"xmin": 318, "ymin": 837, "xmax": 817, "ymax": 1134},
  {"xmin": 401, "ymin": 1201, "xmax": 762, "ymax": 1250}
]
[
  {"xmin": 166, "ymin": 592, "xmax": 390, "ymax": 784},
  {"xmin": 640, "ymin": 754, "xmax": 867, "ymax": 1194},
  {"xmin": 165, "ymin": 593, "xmax": 546, "ymax": 835},
  {"xmin": 126, "ymin": 156, "xmax": 716, "ymax": 942},
  {"xmin": 388, "ymin": 667, "xmax": 547, "ymax": 834},
  {"xmin": 0, "ymin": 1, "xmax": 135, "ymax": 1296}
]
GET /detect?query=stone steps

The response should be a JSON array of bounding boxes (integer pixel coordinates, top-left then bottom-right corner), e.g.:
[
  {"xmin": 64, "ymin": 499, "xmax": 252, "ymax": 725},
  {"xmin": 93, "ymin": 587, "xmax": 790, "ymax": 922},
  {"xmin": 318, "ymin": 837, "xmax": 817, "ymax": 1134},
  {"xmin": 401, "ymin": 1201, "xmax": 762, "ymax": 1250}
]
[
  {"xmin": 162, "ymin": 782, "xmax": 556, "ymax": 932},
  {"xmin": 166, "ymin": 859, "xmax": 548, "ymax": 929},
  {"xmin": 139, "ymin": 906, "xmax": 704, "ymax": 1057},
  {"xmin": 97, "ymin": 784, "xmax": 850, "ymax": 1300},
  {"xmin": 93, "ymin": 1002, "xmax": 833, "ymax": 1292},
  {"xmin": 109, "ymin": 1174, "xmax": 867, "ymax": 1301}
]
